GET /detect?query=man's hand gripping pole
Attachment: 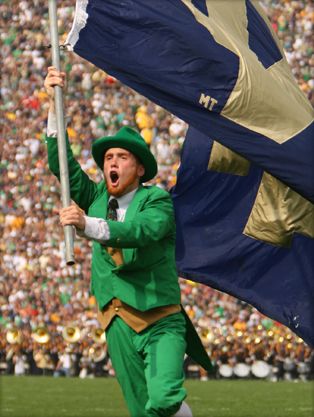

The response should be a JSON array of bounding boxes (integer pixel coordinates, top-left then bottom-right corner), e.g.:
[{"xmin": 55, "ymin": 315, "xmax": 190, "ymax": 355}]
[{"xmin": 48, "ymin": 0, "xmax": 75, "ymax": 265}]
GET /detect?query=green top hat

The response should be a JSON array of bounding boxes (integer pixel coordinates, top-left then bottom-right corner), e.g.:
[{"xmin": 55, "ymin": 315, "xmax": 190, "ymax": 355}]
[{"xmin": 92, "ymin": 126, "xmax": 158, "ymax": 182}]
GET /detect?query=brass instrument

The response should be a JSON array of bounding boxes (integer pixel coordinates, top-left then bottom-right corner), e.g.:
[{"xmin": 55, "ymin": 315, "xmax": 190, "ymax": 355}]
[
  {"xmin": 88, "ymin": 345, "xmax": 106, "ymax": 362},
  {"xmin": 62, "ymin": 326, "xmax": 81, "ymax": 343},
  {"xmin": 31, "ymin": 327, "xmax": 50, "ymax": 344},
  {"xmin": 6, "ymin": 348, "xmax": 15, "ymax": 361},
  {"xmin": 206, "ymin": 331, "xmax": 215, "ymax": 343},
  {"xmin": 33, "ymin": 349, "xmax": 54, "ymax": 370},
  {"xmin": 6, "ymin": 328, "xmax": 22, "ymax": 344},
  {"xmin": 90, "ymin": 328, "xmax": 106, "ymax": 344},
  {"xmin": 33, "ymin": 349, "xmax": 45, "ymax": 368}
]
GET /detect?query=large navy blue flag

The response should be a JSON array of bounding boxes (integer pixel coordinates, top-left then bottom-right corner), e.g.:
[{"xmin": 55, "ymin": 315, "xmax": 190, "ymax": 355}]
[
  {"xmin": 66, "ymin": 0, "xmax": 314, "ymax": 201},
  {"xmin": 172, "ymin": 126, "xmax": 314, "ymax": 347}
]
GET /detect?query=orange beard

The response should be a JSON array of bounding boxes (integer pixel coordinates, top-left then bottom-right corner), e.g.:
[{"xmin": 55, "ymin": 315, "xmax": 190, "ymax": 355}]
[{"xmin": 106, "ymin": 170, "xmax": 140, "ymax": 197}]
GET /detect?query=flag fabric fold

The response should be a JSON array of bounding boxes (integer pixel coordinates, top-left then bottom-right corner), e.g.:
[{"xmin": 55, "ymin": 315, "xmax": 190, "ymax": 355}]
[
  {"xmin": 66, "ymin": 0, "xmax": 314, "ymax": 201},
  {"xmin": 65, "ymin": 0, "xmax": 314, "ymax": 345},
  {"xmin": 172, "ymin": 126, "xmax": 314, "ymax": 347}
]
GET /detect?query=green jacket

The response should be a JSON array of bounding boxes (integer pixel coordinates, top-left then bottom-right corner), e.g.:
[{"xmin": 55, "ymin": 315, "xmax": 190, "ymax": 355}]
[
  {"xmin": 46, "ymin": 135, "xmax": 212, "ymax": 372},
  {"xmin": 46, "ymin": 135, "xmax": 181, "ymax": 311}
]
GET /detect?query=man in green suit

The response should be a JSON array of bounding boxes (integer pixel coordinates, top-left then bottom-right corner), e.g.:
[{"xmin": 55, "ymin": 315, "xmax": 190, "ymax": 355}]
[{"xmin": 44, "ymin": 67, "xmax": 210, "ymax": 417}]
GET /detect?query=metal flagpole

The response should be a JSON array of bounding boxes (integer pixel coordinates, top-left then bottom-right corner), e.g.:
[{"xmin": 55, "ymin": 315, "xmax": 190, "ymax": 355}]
[{"xmin": 48, "ymin": 0, "xmax": 75, "ymax": 265}]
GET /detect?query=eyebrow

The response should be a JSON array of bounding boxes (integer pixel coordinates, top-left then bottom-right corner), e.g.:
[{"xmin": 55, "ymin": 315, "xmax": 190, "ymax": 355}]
[{"xmin": 105, "ymin": 150, "xmax": 131, "ymax": 158}]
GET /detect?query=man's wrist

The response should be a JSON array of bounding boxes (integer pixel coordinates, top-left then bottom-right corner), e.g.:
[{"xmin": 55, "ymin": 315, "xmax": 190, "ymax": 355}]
[
  {"xmin": 79, "ymin": 216, "xmax": 110, "ymax": 242},
  {"xmin": 47, "ymin": 110, "xmax": 58, "ymax": 137},
  {"xmin": 46, "ymin": 108, "xmax": 70, "ymax": 138}
]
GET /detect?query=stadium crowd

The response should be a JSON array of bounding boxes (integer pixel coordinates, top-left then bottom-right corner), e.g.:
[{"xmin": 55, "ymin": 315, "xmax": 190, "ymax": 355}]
[{"xmin": 1, "ymin": 0, "xmax": 313, "ymax": 381}]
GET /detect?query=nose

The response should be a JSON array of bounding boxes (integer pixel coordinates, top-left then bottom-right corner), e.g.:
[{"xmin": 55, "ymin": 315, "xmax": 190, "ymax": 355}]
[{"xmin": 109, "ymin": 155, "xmax": 118, "ymax": 167}]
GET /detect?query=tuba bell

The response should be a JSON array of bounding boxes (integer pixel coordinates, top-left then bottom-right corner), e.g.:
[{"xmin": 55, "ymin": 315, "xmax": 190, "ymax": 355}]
[
  {"xmin": 31, "ymin": 327, "xmax": 50, "ymax": 344},
  {"xmin": 88, "ymin": 345, "xmax": 106, "ymax": 362},
  {"xmin": 6, "ymin": 328, "xmax": 22, "ymax": 344},
  {"xmin": 62, "ymin": 326, "xmax": 81, "ymax": 343},
  {"xmin": 90, "ymin": 327, "xmax": 106, "ymax": 344}
]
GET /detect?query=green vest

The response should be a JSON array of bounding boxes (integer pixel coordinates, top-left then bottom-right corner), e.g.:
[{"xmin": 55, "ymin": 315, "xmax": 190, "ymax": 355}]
[{"xmin": 46, "ymin": 136, "xmax": 181, "ymax": 311}]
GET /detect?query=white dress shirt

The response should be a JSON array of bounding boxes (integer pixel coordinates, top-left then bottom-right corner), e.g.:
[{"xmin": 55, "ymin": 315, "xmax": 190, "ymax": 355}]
[
  {"xmin": 82, "ymin": 189, "xmax": 138, "ymax": 243},
  {"xmin": 47, "ymin": 110, "xmax": 58, "ymax": 137}
]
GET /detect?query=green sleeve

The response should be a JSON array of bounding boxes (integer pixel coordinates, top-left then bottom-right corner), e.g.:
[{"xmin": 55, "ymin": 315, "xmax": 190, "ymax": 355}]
[
  {"xmin": 45, "ymin": 134, "xmax": 101, "ymax": 212},
  {"xmin": 106, "ymin": 193, "xmax": 175, "ymax": 248}
]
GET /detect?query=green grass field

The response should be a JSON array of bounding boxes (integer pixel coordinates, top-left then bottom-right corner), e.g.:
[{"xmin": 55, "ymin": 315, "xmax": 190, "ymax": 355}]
[{"xmin": 0, "ymin": 376, "xmax": 313, "ymax": 417}]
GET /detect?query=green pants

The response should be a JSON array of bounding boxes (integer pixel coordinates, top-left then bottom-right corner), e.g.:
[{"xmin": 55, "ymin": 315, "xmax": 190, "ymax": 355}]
[{"xmin": 106, "ymin": 312, "xmax": 187, "ymax": 417}]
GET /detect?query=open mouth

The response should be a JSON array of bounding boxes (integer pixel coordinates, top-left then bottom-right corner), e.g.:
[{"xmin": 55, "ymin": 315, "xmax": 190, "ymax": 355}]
[{"xmin": 110, "ymin": 171, "xmax": 119, "ymax": 186}]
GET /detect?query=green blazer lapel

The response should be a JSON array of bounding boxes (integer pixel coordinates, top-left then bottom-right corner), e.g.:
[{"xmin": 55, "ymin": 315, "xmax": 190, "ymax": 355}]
[
  {"xmin": 103, "ymin": 190, "xmax": 109, "ymax": 219},
  {"xmin": 88, "ymin": 187, "xmax": 109, "ymax": 219},
  {"xmin": 124, "ymin": 186, "xmax": 148, "ymax": 222},
  {"xmin": 122, "ymin": 186, "xmax": 149, "ymax": 265}
]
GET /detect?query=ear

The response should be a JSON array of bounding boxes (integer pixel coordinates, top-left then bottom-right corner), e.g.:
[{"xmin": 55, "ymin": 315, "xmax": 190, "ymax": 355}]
[{"xmin": 137, "ymin": 164, "xmax": 145, "ymax": 178}]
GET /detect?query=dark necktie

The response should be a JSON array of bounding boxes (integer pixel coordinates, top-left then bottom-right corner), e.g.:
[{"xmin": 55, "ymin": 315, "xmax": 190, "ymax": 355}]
[{"xmin": 107, "ymin": 198, "xmax": 119, "ymax": 221}]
